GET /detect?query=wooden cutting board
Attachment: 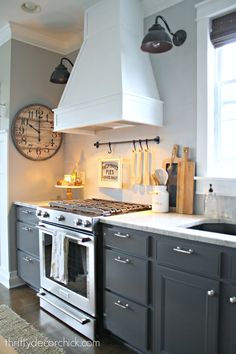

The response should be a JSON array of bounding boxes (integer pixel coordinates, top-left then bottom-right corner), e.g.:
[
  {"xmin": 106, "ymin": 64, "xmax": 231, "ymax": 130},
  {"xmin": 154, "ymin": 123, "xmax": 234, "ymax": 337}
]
[
  {"xmin": 162, "ymin": 144, "xmax": 181, "ymax": 211},
  {"xmin": 176, "ymin": 147, "xmax": 195, "ymax": 214}
]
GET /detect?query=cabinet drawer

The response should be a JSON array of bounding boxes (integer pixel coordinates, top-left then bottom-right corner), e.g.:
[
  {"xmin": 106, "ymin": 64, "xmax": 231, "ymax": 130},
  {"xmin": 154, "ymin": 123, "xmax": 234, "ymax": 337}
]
[
  {"xmin": 105, "ymin": 291, "xmax": 148, "ymax": 352},
  {"xmin": 103, "ymin": 226, "xmax": 149, "ymax": 257},
  {"xmin": 157, "ymin": 239, "xmax": 221, "ymax": 278},
  {"xmin": 17, "ymin": 221, "xmax": 39, "ymax": 257},
  {"xmin": 105, "ymin": 249, "xmax": 148, "ymax": 305},
  {"xmin": 17, "ymin": 250, "xmax": 40, "ymax": 289},
  {"xmin": 16, "ymin": 206, "xmax": 38, "ymax": 225}
]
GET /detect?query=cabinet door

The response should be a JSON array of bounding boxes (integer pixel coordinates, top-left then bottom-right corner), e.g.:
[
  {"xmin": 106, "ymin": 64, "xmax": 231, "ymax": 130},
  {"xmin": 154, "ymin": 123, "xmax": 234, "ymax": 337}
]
[
  {"xmin": 220, "ymin": 284, "xmax": 236, "ymax": 354},
  {"xmin": 156, "ymin": 266, "xmax": 219, "ymax": 354}
]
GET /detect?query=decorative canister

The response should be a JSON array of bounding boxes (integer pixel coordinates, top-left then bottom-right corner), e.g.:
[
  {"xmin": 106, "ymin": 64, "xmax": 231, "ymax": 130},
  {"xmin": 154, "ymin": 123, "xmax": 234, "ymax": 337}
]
[{"xmin": 152, "ymin": 185, "xmax": 169, "ymax": 213}]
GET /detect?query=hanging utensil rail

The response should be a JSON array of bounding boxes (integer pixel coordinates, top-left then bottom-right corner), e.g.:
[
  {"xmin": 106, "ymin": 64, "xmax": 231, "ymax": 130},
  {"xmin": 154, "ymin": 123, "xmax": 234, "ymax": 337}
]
[{"xmin": 94, "ymin": 136, "xmax": 160, "ymax": 153}]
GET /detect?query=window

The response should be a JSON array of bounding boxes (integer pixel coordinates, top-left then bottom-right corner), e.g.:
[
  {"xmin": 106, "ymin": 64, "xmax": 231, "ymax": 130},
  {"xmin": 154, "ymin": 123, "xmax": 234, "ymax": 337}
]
[
  {"xmin": 196, "ymin": 1, "xmax": 236, "ymax": 182},
  {"xmin": 213, "ymin": 42, "xmax": 236, "ymax": 174}
]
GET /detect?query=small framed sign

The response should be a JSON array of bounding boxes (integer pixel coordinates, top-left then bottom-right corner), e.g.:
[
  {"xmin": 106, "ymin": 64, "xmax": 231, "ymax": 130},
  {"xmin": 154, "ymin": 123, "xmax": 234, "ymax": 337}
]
[{"xmin": 98, "ymin": 158, "xmax": 122, "ymax": 189}]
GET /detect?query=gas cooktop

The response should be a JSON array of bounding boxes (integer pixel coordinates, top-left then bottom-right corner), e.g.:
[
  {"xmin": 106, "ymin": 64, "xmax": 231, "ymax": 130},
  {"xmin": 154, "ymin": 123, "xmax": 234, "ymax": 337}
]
[{"xmin": 49, "ymin": 198, "xmax": 151, "ymax": 216}]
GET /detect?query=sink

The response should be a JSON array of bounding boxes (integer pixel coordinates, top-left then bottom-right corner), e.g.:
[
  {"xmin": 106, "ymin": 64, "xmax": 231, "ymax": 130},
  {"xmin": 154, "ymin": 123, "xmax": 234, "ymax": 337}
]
[{"xmin": 188, "ymin": 222, "xmax": 236, "ymax": 236}]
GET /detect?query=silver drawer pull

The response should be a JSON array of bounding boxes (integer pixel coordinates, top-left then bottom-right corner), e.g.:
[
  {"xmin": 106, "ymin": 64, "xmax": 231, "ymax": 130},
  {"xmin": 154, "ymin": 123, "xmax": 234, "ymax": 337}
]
[
  {"xmin": 22, "ymin": 226, "xmax": 32, "ymax": 232},
  {"xmin": 23, "ymin": 256, "xmax": 33, "ymax": 263},
  {"xmin": 21, "ymin": 210, "xmax": 33, "ymax": 215},
  {"xmin": 114, "ymin": 300, "xmax": 129, "ymax": 309},
  {"xmin": 114, "ymin": 256, "xmax": 130, "ymax": 264},
  {"xmin": 207, "ymin": 290, "xmax": 216, "ymax": 297},
  {"xmin": 114, "ymin": 232, "xmax": 130, "ymax": 238},
  {"xmin": 173, "ymin": 246, "xmax": 193, "ymax": 255},
  {"xmin": 229, "ymin": 297, "xmax": 236, "ymax": 304}
]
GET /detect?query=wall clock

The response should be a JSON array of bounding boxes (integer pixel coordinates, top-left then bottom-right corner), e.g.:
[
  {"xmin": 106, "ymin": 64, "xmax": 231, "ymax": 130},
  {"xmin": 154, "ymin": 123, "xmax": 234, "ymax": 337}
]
[{"xmin": 11, "ymin": 104, "xmax": 63, "ymax": 161}]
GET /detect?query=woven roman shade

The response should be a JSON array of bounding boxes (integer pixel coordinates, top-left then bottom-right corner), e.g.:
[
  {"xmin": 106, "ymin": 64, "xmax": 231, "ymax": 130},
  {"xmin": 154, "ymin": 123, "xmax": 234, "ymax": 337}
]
[{"xmin": 210, "ymin": 10, "xmax": 236, "ymax": 48}]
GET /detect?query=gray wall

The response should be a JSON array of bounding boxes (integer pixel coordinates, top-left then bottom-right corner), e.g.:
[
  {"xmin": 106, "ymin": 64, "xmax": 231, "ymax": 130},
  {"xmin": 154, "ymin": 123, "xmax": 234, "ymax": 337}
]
[
  {"xmin": 9, "ymin": 40, "xmax": 66, "ymax": 271},
  {"xmin": 63, "ymin": 0, "xmax": 197, "ymax": 204}
]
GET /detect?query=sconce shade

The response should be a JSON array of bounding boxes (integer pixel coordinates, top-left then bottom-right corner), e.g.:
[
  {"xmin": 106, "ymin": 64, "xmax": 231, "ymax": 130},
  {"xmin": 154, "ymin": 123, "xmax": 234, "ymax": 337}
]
[
  {"xmin": 141, "ymin": 16, "xmax": 187, "ymax": 54},
  {"xmin": 50, "ymin": 57, "xmax": 73, "ymax": 84},
  {"xmin": 141, "ymin": 23, "xmax": 173, "ymax": 53}
]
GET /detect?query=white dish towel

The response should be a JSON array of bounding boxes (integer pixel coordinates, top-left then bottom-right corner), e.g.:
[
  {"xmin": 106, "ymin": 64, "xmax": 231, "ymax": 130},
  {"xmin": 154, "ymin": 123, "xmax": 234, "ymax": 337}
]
[{"xmin": 50, "ymin": 230, "xmax": 69, "ymax": 284}]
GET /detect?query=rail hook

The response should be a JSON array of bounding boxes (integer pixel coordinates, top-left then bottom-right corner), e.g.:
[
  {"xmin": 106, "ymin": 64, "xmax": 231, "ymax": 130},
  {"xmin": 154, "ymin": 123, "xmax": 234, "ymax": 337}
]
[
  {"xmin": 132, "ymin": 140, "xmax": 136, "ymax": 151},
  {"xmin": 139, "ymin": 139, "xmax": 143, "ymax": 151},
  {"xmin": 145, "ymin": 139, "xmax": 149, "ymax": 150},
  {"xmin": 108, "ymin": 142, "xmax": 112, "ymax": 154}
]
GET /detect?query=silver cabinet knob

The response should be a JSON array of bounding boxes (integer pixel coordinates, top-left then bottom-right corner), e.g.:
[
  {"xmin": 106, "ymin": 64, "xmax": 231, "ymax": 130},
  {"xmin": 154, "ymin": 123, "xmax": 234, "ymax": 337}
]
[
  {"xmin": 229, "ymin": 297, "xmax": 236, "ymax": 304},
  {"xmin": 208, "ymin": 290, "xmax": 216, "ymax": 297}
]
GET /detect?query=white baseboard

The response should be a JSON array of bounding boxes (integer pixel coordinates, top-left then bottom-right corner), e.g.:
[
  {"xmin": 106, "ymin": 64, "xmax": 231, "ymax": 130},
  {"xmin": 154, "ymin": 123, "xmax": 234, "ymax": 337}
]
[{"xmin": 0, "ymin": 267, "xmax": 25, "ymax": 289}]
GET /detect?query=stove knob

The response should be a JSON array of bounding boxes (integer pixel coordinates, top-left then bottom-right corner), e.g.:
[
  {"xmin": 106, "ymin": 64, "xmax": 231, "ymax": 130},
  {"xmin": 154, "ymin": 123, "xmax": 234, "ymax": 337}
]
[
  {"xmin": 83, "ymin": 220, "xmax": 92, "ymax": 228},
  {"xmin": 56, "ymin": 215, "xmax": 65, "ymax": 221},
  {"xmin": 36, "ymin": 210, "xmax": 42, "ymax": 217},
  {"xmin": 43, "ymin": 211, "xmax": 50, "ymax": 218},
  {"xmin": 76, "ymin": 219, "xmax": 83, "ymax": 226}
]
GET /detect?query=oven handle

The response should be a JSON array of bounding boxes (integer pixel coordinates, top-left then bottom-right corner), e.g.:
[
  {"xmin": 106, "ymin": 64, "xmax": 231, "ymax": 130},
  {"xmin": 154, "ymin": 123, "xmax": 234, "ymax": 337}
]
[
  {"xmin": 37, "ymin": 292, "xmax": 90, "ymax": 325},
  {"xmin": 36, "ymin": 224, "xmax": 92, "ymax": 244}
]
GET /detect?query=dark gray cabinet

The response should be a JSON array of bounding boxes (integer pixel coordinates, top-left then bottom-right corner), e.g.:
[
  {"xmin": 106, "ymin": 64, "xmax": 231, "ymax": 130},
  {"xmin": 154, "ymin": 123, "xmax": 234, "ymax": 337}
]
[
  {"xmin": 102, "ymin": 223, "xmax": 236, "ymax": 354},
  {"xmin": 103, "ymin": 225, "xmax": 153, "ymax": 353},
  {"xmin": 16, "ymin": 205, "xmax": 40, "ymax": 290},
  {"xmin": 156, "ymin": 266, "xmax": 219, "ymax": 354}
]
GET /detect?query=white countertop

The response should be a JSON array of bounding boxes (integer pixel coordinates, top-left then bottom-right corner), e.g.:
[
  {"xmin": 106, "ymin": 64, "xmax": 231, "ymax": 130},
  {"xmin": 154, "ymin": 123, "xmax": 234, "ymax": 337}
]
[{"xmin": 100, "ymin": 211, "xmax": 236, "ymax": 248}]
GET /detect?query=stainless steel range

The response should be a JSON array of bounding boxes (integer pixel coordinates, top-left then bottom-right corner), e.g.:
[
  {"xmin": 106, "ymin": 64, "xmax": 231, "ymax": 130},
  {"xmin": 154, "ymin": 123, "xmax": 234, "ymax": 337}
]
[{"xmin": 36, "ymin": 199, "xmax": 151, "ymax": 340}]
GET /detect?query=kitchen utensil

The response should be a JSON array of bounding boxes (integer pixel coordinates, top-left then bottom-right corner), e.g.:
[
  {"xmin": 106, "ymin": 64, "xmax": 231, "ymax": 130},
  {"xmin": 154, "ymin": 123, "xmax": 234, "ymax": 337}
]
[
  {"xmin": 136, "ymin": 147, "xmax": 143, "ymax": 185},
  {"xmin": 152, "ymin": 173, "xmax": 159, "ymax": 185},
  {"xmin": 143, "ymin": 147, "xmax": 150, "ymax": 186},
  {"xmin": 176, "ymin": 147, "xmax": 195, "ymax": 214},
  {"xmin": 167, "ymin": 144, "xmax": 179, "ymax": 176},
  {"xmin": 155, "ymin": 168, "xmax": 168, "ymax": 185},
  {"xmin": 162, "ymin": 144, "xmax": 180, "ymax": 211},
  {"xmin": 131, "ymin": 148, "xmax": 136, "ymax": 186}
]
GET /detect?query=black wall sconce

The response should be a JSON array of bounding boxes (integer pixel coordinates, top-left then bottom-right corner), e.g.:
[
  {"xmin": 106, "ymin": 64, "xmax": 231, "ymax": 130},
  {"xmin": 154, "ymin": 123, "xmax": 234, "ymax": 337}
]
[
  {"xmin": 141, "ymin": 15, "xmax": 187, "ymax": 53},
  {"xmin": 50, "ymin": 57, "xmax": 74, "ymax": 84}
]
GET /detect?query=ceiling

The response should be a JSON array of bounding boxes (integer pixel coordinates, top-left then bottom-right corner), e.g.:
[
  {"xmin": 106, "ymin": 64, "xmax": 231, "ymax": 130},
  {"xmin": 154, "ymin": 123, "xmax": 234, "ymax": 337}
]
[{"xmin": 0, "ymin": 0, "xmax": 184, "ymax": 54}]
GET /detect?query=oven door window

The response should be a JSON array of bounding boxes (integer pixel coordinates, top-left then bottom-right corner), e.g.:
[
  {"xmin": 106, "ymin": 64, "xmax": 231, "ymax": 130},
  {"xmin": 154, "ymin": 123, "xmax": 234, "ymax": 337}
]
[{"xmin": 44, "ymin": 233, "xmax": 89, "ymax": 298}]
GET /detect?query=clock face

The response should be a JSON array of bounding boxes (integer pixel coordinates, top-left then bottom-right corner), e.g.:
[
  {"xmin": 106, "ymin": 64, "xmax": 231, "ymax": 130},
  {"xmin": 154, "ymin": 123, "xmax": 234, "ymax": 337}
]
[{"xmin": 11, "ymin": 104, "xmax": 63, "ymax": 161}]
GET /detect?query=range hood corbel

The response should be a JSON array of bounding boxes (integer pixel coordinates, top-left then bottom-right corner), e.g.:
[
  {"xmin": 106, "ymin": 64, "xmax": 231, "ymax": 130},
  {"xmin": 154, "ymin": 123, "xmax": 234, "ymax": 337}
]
[{"xmin": 53, "ymin": 0, "xmax": 163, "ymax": 135}]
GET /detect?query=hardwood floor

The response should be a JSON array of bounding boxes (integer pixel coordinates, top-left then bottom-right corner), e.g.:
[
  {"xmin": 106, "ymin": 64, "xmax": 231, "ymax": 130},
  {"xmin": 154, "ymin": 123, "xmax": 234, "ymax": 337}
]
[{"xmin": 0, "ymin": 284, "xmax": 134, "ymax": 354}]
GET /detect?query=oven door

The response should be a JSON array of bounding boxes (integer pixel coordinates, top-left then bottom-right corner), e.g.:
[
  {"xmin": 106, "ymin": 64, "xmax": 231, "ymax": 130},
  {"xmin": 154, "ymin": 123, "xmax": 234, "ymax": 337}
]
[{"xmin": 38, "ymin": 222, "xmax": 95, "ymax": 316}]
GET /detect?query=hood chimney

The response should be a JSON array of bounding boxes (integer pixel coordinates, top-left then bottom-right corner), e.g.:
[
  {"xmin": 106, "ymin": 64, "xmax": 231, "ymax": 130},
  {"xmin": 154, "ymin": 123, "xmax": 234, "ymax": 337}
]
[{"xmin": 54, "ymin": 0, "xmax": 163, "ymax": 135}]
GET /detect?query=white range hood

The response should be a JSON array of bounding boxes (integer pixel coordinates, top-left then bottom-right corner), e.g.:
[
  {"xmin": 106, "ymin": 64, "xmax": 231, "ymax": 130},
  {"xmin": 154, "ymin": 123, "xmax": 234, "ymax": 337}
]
[{"xmin": 54, "ymin": 0, "xmax": 163, "ymax": 135}]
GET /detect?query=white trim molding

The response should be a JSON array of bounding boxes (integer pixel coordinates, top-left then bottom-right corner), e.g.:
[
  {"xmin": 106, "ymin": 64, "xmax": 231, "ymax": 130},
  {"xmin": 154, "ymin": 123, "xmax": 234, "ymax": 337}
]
[
  {"xmin": 195, "ymin": 177, "xmax": 236, "ymax": 196},
  {"xmin": 0, "ymin": 268, "xmax": 25, "ymax": 289},
  {"xmin": 0, "ymin": 23, "xmax": 11, "ymax": 47},
  {"xmin": 142, "ymin": 0, "xmax": 184, "ymax": 18},
  {"xmin": 0, "ymin": 22, "xmax": 82, "ymax": 55}
]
